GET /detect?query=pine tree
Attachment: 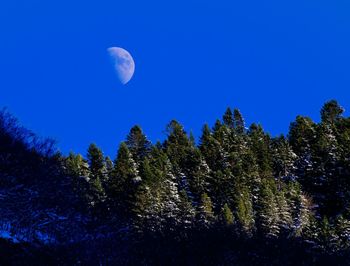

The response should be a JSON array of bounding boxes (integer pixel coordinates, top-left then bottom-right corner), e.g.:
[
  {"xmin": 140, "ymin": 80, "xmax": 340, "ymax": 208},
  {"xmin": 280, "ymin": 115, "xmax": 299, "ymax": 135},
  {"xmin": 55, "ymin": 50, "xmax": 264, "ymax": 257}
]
[
  {"xmin": 65, "ymin": 152, "xmax": 91, "ymax": 209},
  {"xmin": 87, "ymin": 143, "xmax": 106, "ymax": 180},
  {"xmin": 289, "ymin": 115, "xmax": 317, "ymax": 156},
  {"xmin": 319, "ymin": 216, "xmax": 334, "ymax": 250},
  {"xmin": 164, "ymin": 120, "xmax": 192, "ymax": 168},
  {"xmin": 200, "ymin": 123, "xmax": 228, "ymax": 171},
  {"xmin": 219, "ymin": 203, "xmax": 234, "ymax": 226},
  {"xmin": 233, "ymin": 108, "xmax": 245, "ymax": 134},
  {"xmin": 223, "ymin": 107, "xmax": 234, "ymax": 128},
  {"xmin": 65, "ymin": 151, "xmax": 90, "ymax": 178},
  {"xmin": 272, "ymin": 135, "xmax": 297, "ymax": 184},
  {"xmin": 105, "ymin": 156, "xmax": 114, "ymax": 176},
  {"xmin": 313, "ymin": 121, "xmax": 341, "ymax": 215},
  {"xmin": 257, "ymin": 179, "xmax": 280, "ymax": 238},
  {"xmin": 235, "ymin": 185, "xmax": 255, "ymax": 235},
  {"xmin": 125, "ymin": 125, "xmax": 152, "ymax": 162},
  {"xmin": 320, "ymin": 100, "xmax": 344, "ymax": 125},
  {"xmin": 241, "ymin": 148, "xmax": 261, "ymax": 206},
  {"xmin": 187, "ymin": 148, "xmax": 211, "ymax": 204},
  {"xmin": 335, "ymin": 117, "xmax": 350, "ymax": 213},
  {"xmin": 302, "ymin": 212, "xmax": 320, "ymax": 245},
  {"xmin": 335, "ymin": 215, "xmax": 350, "ymax": 250},
  {"xmin": 276, "ymin": 188, "xmax": 293, "ymax": 233},
  {"xmin": 178, "ymin": 189, "xmax": 195, "ymax": 232},
  {"xmin": 248, "ymin": 124, "xmax": 273, "ymax": 178},
  {"xmin": 87, "ymin": 143, "xmax": 106, "ymax": 204},
  {"xmin": 197, "ymin": 193, "xmax": 215, "ymax": 228},
  {"xmin": 109, "ymin": 142, "xmax": 140, "ymax": 215},
  {"xmin": 133, "ymin": 158, "xmax": 162, "ymax": 233},
  {"xmin": 133, "ymin": 146, "xmax": 181, "ymax": 233},
  {"xmin": 285, "ymin": 182, "xmax": 315, "ymax": 237},
  {"xmin": 210, "ymin": 169, "xmax": 234, "ymax": 212},
  {"xmin": 164, "ymin": 120, "xmax": 197, "ymax": 205},
  {"xmin": 213, "ymin": 119, "xmax": 230, "ymax": 146},
  {"xmin": 161, "ymin": 159, "xmax": 181, "ymax": 231}
]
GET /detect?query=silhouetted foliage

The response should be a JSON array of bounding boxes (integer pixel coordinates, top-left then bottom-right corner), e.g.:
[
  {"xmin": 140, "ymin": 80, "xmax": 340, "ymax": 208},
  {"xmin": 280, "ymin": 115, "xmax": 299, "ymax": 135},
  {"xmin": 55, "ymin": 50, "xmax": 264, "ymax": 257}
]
[{"xmin": 1, "ymin": 102, "xmax": 350, "ymax": 264}]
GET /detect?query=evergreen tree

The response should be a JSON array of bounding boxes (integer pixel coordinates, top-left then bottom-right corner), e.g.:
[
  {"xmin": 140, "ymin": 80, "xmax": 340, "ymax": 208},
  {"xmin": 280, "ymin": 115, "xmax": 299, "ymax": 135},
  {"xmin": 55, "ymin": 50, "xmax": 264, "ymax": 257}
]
[
  {"xmin": 272, "ymin": 136, "xmax": 297, "ymax": 187},
  {"xmin": 178, "ymin": 189, "xmax": 195, "ymax": 232},
  {"xmin": 133, "ymin": 158, "xmax": 163, "ymax": 232},
  {"xmin": 164, "ymin": 120, "xmax": 196, "ymax": 202},
  {"xmin": 105, "ymin": 156, "xmax": 114, "ymax": 176},
  {"xmin": 276, "ymin": 188, "xmax": 293, "ymax": 233},
  {"xmin": 319, "ymin": 216, "xmax": 334, "ymax": 250},
  {"xmin": 87, "ymin": 143, "xmax": 106, "ymax": 179},
  {"xmin": 235, "ymin": 185, "xmax": 255, "ymax": 235},
  {"xmin": 197, "ymin": 193, "xmax": 215, "ymax": 228},
  {"xmin": 313, "ymin": 121, "xmax": 341, "ymax": 215},
  {"xmin": 161, "ymin": 159, "xmax": 181, "ymax": 231},
  {"xmin": 210, "ymin": 169, "xmax": 234, "ymax": 212},
  {"xmin": 320, "ymin": 100, "xmax": 344, "ymax": 125},
  {"xmin": 4, "ymin": 100, "xmax": 350, "ymax": 261},
  {"xmin": 334, "ymin": 214, "xmax": 350, "ymax": 250},
  {"xmin": 109, "ymin": 142, "xmax": 140, "ymax": 215},
  {"xmin": 233, "ymin": 108, "xmax": 245, "ymax": 134},
  {"xmin": 199, "ymin": 123, "xmax": 228, "ymax": 171},
  {"xmin": 213, "ymin": 119, "xmax": 230, "ymax": 146},
  {"xmin": 125, "ymin": 125, "xmax": 152, "ymax": 162},
  {"xmin": 248, "ymin": 124, "xmax": 273, "ymax": 178},
  {"xmin": 65, "ymin": 152, "xmax": 91, "ymax": 209},
  {"xmin": 289, "ymin": 115, "xmax": 317, "ymax": 155},
  {"xmin": 288, "ymin": 116, "xmax": 317, "ymax": 204},
  {"xmin": 219, "ymin": 203, "xmax": 234, "ymax": 226},
  {"xmin": 257, "ymin": 179, "xmax": 280, "ymax": 237},
  {"xmin": 164, "ymin": 120, "xmax": 192, "ymax": 168},
  {"xmin": 133, "ymin": 146, "xmax": 181, "ymax": 233},
  {"xmin": 187, "ymin": 148, "xmax": 211, "ymax": 203},
  {"xmin": 223, "ymin": 107, "xmax": 234, "ymax": 128},
  {"xmin": 65, "ymin": 151, "xmax": 90, "ymax": 178},
  {"xmin": 87, "ymin": 143, "xmax": 106, "ymax": 204}
]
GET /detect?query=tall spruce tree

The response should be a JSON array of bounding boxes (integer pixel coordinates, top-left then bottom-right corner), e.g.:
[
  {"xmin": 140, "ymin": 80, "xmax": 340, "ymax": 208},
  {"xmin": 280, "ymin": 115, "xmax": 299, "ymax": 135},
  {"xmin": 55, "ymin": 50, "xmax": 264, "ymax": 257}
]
[
  {"xmin": 321, "ymin": 100, "xmax": 344, "ymax": 125},
  {"xmin": 164, "ymin": 120, "xmax": 192, "ymax": 168},
  {"xmin": 164, "ymin": 120, "xmax": 195, "ymax": 201},
  {"xmin": 87, "ymin": 143, "xmax": 106, "ymax": 204},
  {"xmin": 199, "ymin": 123, "xmax": 228, "ymax": 171},
  {"xmin": 272, "ymin": 135, "xmax": 297, "ymax": 186},
  {"xmin": 257, "ymin": 178, "xmax": 280, "ymax": 237},
  {"xmin": 178, "ymin": 189, "xmax": 196, "ymax": 232},
  {"xmin": 65, "ymin": 151, "xmax": 90, "ymax": 178},
  {"xmin": 133, "ymin": 146, "xmax": 181, "ymax": 233},
  {"xmin": 109, "ymin": 142, "xmax": 140, "ymax": 215},
  {"xmin": 223, "ymin": 107, "xmax": 234, "ymax": 128},
  {"xmin": 65, "ymin": 152, "xmax": 91, "ymax": 210},
  {"xmin": 197, "ymin": 193, "xmax": 215, "ymax": 228},
  {"xmin": 186, "ymin": 147, "xmax": 211, "ymax": 204},
  {"xmin": 235, "ymin": 185, "xmax": 255, "ymax": 235},
  {"xmin": 133, "ymin": 158, "xmax": 162, "ymax": 232},
  {"xmin": 105, "ymin": 156, "xmax": 114, "ymax": 176},
  {"xmin": 248, "ymin": 124, "xmax": 273, "ymax": 179},
  {"xmin": 125, "ymin": 125, "xmax": 152, "ymax": 162},
  {"xmin": 233, "ymin": 108, "xmax": 245, "ymax": 134}
]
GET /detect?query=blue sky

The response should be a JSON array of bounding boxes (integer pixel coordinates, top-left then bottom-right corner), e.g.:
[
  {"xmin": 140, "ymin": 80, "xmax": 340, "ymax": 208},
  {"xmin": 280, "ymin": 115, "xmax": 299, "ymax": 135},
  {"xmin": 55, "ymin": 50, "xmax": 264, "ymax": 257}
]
[{"xmin": 1, "ymin": 0, "xmax": 350, "ymax": 157}]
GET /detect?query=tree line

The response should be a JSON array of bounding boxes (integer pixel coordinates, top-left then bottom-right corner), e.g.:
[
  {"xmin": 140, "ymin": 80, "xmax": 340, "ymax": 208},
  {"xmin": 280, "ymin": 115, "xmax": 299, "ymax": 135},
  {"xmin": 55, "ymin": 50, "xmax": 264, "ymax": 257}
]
[
  {"xmin": 1, "ymin": 100, "xmax": 350, "ymax": 264},
  {"xmin": 65, "ymin": 100, "xmax": 350, "ymax": 251}
]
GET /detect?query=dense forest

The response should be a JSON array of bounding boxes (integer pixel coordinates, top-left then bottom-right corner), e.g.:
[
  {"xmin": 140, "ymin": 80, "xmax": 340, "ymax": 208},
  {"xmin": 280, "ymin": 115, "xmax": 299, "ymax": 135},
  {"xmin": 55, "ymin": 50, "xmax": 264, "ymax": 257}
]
[{"xmin": 1, "ymin": 100, "xmax": 350, "ymax": 265}]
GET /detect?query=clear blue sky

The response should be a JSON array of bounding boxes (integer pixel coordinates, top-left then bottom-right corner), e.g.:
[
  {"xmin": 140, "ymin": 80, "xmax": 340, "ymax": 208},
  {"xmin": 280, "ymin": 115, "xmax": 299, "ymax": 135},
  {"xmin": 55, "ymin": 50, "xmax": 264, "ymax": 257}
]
[{"xmin": 1, "ymin": 0, "xmax": 349, "ymax": 157}]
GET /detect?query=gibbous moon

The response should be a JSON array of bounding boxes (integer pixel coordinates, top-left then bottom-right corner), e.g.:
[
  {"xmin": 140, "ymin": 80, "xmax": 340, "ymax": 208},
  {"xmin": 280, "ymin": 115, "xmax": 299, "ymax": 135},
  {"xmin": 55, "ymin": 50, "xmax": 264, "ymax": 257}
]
[{"xmin": 107, "ymin": 47, "xmax": 135, "ymax": 85}]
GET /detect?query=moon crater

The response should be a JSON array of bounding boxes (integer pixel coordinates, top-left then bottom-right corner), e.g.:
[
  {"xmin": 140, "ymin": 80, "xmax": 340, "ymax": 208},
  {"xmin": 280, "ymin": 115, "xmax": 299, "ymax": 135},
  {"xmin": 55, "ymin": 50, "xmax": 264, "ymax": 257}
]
[{"xmin": 108, "ymin": 47, "xmax": 135, "ymax": 85}]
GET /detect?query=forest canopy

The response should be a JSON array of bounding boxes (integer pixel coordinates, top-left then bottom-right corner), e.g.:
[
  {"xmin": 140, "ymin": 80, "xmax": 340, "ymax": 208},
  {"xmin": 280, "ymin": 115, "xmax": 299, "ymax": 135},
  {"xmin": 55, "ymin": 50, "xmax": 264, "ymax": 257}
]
[{"xmin": 1, "ymin": 100, "xmax": 350, "ymax": 265}]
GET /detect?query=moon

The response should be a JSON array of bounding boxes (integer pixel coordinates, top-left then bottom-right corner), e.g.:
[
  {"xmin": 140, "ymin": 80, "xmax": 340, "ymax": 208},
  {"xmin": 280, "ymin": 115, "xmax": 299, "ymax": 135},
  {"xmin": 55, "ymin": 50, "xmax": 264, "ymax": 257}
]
[{"xmin": 107, "ymin": 47, "xmax": 135, "ymax": 85}]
